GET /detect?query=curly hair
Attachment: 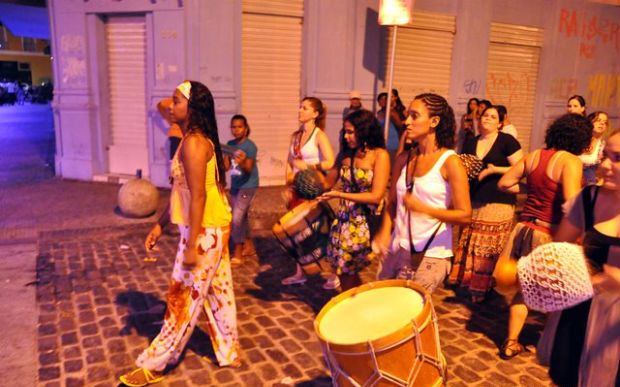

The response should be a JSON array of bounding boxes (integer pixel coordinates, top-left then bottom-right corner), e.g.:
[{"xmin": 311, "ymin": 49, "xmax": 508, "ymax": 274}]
[
  {"xmin": 302, "ymin": 96, "xmax": 327, "ymax": 130},
  {"xmin": 545, "ymin": 113, "xmax": 592, "ymax": 155},
  {"xmin": 340, "ymin": 109, "xmax": 385, "ymax": 155},
  {"xmin": 186, "ymin": 81, "xmax": 226, "ymax": 187},
  {"xmin": 414, "ymin": 93, "xmax": 456, "ymax": 149}
]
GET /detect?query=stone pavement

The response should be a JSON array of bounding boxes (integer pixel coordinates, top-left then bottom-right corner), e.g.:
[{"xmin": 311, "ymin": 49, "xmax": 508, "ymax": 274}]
[{"xmin": 31, "ymin": 186, "xmax": 553, "ymax": 386}]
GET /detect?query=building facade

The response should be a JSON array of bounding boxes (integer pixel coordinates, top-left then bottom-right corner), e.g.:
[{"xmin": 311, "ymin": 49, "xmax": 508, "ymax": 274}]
[{"xmin": 48, "ymin": 0, "xmax": 620, "ymax": 187}]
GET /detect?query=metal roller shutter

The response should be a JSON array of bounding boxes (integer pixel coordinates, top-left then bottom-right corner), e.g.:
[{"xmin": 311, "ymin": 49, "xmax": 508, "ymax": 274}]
[
  {"xmin": 105, "ymin": 15, "xmax": 148, "ymax": 176},
  {"xmin": 242, "ymin": 0, "xmax": 303, "ymax": 186},
  {"xmin": 384, "ymin": 11, "xmax": 456, "ymax": 105},
  {"xmin": 486, "ymin": 22, "xmax": 544, "ymax": 152}
]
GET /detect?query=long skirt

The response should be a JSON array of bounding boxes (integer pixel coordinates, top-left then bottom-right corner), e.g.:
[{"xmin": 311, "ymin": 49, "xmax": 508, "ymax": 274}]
[
  {"xmin": 136, "ymin": 225, "xmax": 239, "ymax": 371},
  {"xmin": 449, "ymin": 202, "xmax": 514, "ymax": 298}
]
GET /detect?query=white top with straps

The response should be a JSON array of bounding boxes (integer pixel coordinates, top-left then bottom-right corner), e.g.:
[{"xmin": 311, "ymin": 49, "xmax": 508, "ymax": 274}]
[
  {"xmin": 390, "ymin": 149, "xmax": 455, "ymax": 258},
  {"xmin": 290, "ymin": 128, "xmax": 321, "ymax": 172}
]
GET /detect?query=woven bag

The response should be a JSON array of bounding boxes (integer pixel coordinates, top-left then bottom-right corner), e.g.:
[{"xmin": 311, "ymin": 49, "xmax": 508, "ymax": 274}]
[{"xmin": 517, "ymin": 242, "xmax": 593, "ymax": 313}]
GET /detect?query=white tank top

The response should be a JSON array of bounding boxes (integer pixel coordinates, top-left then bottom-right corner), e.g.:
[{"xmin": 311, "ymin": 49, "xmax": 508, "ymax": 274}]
[
  {"xmin": 390, "ymin": 149, "xmax": 455, "ymax": 258},
  {"xmin": 290, "ymin": 128, "xmax": 321, "ymax": 172}
]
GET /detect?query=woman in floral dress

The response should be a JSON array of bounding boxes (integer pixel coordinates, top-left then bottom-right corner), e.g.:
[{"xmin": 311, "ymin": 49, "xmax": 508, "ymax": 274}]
[{"xmin": 320, "ymin": 109, "xmax": 390, "ymax": 291}]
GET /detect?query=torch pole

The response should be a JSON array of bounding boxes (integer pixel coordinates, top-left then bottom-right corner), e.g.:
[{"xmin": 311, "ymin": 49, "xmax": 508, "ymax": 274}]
[{"xmin": 383, "ymin": 25, "xmax": 398, "ymax": 144}]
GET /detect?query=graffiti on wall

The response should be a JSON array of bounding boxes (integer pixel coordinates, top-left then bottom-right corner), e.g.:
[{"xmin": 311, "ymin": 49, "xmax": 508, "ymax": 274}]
[
  {"xmin": 587, "ymin": 73, "xmax": 620, "ymax": 108},
  {"xmin": 559, "ymin": 8, "xmax": 620, "ymax": 59},
  {"xmin": 549, "ymin": 78, "xmax": 579, "ymax": 100},
  {"xmin": 463, "ymin": 79, "xmax": 481, "ymax": 95},
  {"xmin": 60, "ymin": 35, "xmax": 87, "ymax": 86},
  {"xmin": 486, "ymin": 72, "xmax": 533, "ymax": 107}
]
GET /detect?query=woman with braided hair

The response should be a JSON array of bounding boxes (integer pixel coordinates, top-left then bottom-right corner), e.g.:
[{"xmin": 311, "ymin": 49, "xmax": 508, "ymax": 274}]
[
  {"xmin": 374, "ymin": 93, "xmax": 471, "ymax": 293},
  {"xmin": 120, "ymin": 81, "xmax": 239, "ymax": 386}
]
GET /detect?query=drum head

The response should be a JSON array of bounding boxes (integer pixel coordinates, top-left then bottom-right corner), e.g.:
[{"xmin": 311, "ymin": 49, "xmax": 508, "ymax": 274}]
[{"xmin": 318, "ymin": 286, "xmax": 424, "ymax": 345}]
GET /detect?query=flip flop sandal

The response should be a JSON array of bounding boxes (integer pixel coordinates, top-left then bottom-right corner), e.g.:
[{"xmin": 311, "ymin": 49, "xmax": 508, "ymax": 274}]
[
  {"xmin": 119, "ymin": 368, "xmax": 164, "ymax": 387},
  {"xmin": 499, "ymin": 339, "xmax": 524, "ymax": 360}
]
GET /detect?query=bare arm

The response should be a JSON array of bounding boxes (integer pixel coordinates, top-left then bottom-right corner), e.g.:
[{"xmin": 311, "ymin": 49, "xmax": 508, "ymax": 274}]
[
  {"xmin": 554, "ymin": 216, "xmax": 582, "ymax": 242},
  {"xmin": 157, "ymin": 98, "xmax": 174, "ymax": 125},
  {"xmin": 181, "ymin": 134, "xmax": 210, "ymax": 254},
  {"xmin": 561, "ymin": 155, "xmax": 583, "ymax": 201},
  {"xmin": 320, "ymin": 149, "xmax": 390, "ymax": 205},
  {"xmin": 478, "ymin": 149, "xmax": 524, "ymax": 181},
  {"xmin": 315, "ymin": 131, "xmax": 335, "ymax": 172},
  {"xmin": 404, "ymin": 154, "xmax": 472, "ymax": 225},
  {"xmin": 498, "ymin": 156, "xmax": 526, "ymax": 193}
]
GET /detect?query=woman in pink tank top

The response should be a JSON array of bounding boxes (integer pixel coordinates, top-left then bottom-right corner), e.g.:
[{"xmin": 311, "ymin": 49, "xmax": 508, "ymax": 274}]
[{"xmin": 493, "ymin": 113, "xmax": 592, "ymax": 360}]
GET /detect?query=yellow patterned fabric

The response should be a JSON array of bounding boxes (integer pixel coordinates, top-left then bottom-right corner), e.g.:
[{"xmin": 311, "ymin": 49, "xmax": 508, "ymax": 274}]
[{"xmin": 203, "ymin": 155, "xmax": 232, "ymax": 227}]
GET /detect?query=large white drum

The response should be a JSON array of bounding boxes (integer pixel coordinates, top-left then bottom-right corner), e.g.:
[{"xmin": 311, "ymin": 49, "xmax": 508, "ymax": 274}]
[{"xmin": 315, "ymin": 280, "xmax": 446, "ymax": 386}]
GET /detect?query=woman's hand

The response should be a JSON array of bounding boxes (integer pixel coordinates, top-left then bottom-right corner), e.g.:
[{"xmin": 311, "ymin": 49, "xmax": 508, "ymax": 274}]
[
  {"xmin": 371, "ymin": 230, "xmax": 391, "ymax": 262},
  {"xmin": 403, "ymin": 193, "xmax": 428, "ymax": 214},
  {"xmin": 234, "ymin": 149, "xmax": 247, "ymax": 164},
  {"xmin": 592, "ymin": 264, "xmax": 620, "ymax": 294},
  {"xmin": 318, "ymin": 190, "xmax": 340, "ymax": 201},
  {"xmin": 292, "ymin": 158, "xmax": 308, "ymax": 171},
  {"xmin": 478, "ymin": 163, "xmax": 496, "ymax": 181},
  {"xmin": 182, "ymin": 244, "xmax": 199, "ymax": 268},
  {"xmin": 145, "ymin": 223, "xmax": 162, "ymax": 251}
]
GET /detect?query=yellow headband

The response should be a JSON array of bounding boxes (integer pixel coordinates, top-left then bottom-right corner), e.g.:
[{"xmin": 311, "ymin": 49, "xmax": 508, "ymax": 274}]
[{"xmin": 176, "ymin": 81, "xmax": 191, "ymax": 100}]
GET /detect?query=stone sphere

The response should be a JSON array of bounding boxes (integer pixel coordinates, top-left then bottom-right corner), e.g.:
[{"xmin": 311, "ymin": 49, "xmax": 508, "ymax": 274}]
[{"xmin": 118, "ymin": 178, "xmax": 159, "ymax": 218}]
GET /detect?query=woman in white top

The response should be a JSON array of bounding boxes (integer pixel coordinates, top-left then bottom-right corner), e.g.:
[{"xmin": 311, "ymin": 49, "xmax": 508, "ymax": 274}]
[
  {"xmin": 281, "ymin": 96, "xmax": 335, "ymax": 285},
  {"xmin": 374, "ymin": 93, "xmax": 471, "ymax": 292},
  {"xmin": 580, "ymin": 111, "xmax": 609, "ymax": 185}
]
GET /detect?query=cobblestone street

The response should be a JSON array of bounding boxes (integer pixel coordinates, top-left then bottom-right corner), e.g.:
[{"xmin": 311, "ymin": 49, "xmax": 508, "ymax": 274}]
[{"xmin": 34, "ymin": 217, "xmax": 553, "ymax": 386}]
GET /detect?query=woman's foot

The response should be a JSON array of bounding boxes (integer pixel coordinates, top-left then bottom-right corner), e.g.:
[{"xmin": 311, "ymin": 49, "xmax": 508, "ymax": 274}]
[
  {"xmin": 281, "ymin": 265, "xmax": 307, "ymax": 285},
  {"xmin": 231, "ymin": 244, "xmax": 244, "ymax": 268},
  {"xmin": 119, "ymin": 368, "xmax": 164, "ymax": 387},
  {"xmin": 322, "ymin": 274, "xmax": 340, "ymax": 290},
  {"xmin": 499, "ymin": 339, "xmax": 524, "ymax": 360},
  {"xmin": 242, "ymin": 240, "xmax": 257, "ymax": 257}
]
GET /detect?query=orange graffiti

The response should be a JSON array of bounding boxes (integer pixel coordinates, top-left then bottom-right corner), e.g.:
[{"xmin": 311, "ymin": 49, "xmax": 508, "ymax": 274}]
[
  {"xmin": 486, "ymin": 72, "xmax": 532, "ymax": 107},
  {"xmin": 559, "ymin": 8, "xmax": 620, "ymax": 53}
]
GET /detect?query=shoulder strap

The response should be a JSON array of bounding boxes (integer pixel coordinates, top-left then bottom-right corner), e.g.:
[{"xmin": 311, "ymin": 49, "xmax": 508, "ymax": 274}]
[{"xmin": 582, "ymin": 185, "xmax": 599, "ymax": 230}]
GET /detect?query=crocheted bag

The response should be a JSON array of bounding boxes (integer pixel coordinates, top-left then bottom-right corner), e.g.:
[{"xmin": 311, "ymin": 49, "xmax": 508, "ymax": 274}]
[{"xmin": 517, "ymin": 242, "xmax": 593, "ymax": 313}]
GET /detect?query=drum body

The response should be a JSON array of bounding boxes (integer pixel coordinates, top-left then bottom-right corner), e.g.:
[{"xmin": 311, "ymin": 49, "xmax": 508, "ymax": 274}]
[
  {"xmin": 273, "ymin": 199, "xmax": 334, "ymax": 275},
  {"xmin": 315, "ymin": 280, "xmax": 446, "ymax": 387}
]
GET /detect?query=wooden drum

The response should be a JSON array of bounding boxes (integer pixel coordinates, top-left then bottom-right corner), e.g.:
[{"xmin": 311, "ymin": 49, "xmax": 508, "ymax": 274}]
[
  {"xmin": 314, "ymin": 280, "xmax": 446, "ymax": 386},
  {"xmin": 272, "ymin": 199, "xmax": 334, "ymax": 275}
]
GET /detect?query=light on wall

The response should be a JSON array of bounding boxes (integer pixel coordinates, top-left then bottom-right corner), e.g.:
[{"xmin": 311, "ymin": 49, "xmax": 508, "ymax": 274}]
[{"xmin": 378, "ymin": 0, "xmax": 413, "ymax": 26}]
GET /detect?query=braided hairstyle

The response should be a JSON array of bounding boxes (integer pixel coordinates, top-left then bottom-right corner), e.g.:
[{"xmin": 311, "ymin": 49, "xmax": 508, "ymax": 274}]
[
  {"xmin": 186, "ymin": 81, "xmax": 226, "ymax": 187},
  {"xmin": 414, "ymin": 93, "xmax": 456, "ymax": 149}
]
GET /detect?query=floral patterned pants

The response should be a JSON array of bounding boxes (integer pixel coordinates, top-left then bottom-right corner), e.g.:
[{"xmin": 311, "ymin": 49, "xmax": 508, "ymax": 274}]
[{"xmin": 136, "ymin": 225, "xmax": 239, "ymax": 371}]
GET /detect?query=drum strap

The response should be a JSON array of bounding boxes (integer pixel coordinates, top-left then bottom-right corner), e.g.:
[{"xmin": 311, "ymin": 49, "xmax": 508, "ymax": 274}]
[{"xmin": 405, "ymin": 150, "xmax": 443, "ymax": 270}]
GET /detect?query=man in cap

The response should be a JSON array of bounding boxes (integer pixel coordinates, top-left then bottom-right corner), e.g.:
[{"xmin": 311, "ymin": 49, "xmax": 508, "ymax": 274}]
[{"xmin": 342, "ymin": 90, "xmax": 363, "ymax": 121}]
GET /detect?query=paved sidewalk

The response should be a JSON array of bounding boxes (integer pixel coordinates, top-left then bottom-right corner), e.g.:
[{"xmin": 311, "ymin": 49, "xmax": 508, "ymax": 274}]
[{"xmin": 27, "ymin": 182, "xmax": 552, "ymax": 386}]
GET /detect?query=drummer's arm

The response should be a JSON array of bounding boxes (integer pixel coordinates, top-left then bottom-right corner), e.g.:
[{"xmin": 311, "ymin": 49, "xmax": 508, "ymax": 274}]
[
  {"xmin": 406, "ymin": 154, "xmax": 471, "ymax": 225},
  {"xmin": 498, "ymin": 156, "xmax": 526, "ymax": 194},
  {"xmin": 332, "ymin": 149, "xmax": 390, "ymax": 205},
  {"xmin": 314, "ymin": 131, "xmax": 335, "ymax": 172}
]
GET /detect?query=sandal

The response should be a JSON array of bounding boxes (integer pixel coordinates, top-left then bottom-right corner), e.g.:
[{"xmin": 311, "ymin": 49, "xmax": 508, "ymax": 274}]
[
  {"xmin": 281, "ymin": 272, "xmax": 307, "ymax": 285},
  {"xmin": 499, "ymin": 339, "xmax": 524, "ymax": 360},
  {"xmin": 119, "ymin": 368, "xmax": 164, "ymax": 387}
]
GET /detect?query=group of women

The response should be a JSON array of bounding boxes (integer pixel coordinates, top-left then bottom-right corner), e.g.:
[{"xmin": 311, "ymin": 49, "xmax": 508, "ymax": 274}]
[{"xmin": 119, "ymin": 80, "xmax": 619, "ymax": 387}]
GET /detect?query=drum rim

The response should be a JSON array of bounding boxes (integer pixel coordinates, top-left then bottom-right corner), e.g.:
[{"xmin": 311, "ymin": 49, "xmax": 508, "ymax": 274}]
[{"xmin": 314, "ymin": 279, "xmax": 434, "ymax": 352}]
